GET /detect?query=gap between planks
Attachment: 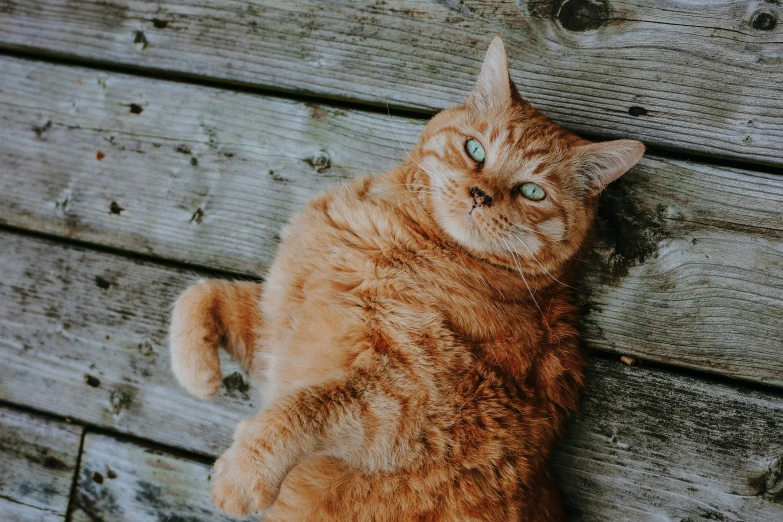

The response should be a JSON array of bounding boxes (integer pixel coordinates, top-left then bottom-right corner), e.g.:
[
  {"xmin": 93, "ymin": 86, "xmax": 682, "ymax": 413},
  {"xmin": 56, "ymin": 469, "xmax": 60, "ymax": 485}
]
[
  {"xmin": 0, "ymin": 0, "xmax": 781, "ymax": 165},
  {"xmin": 0, "ymin": 55, "xmax": 780, "ymax": 387},
  {"xmin": 0, "ymin": 225, "xmax": 782, "ymax": 519}
]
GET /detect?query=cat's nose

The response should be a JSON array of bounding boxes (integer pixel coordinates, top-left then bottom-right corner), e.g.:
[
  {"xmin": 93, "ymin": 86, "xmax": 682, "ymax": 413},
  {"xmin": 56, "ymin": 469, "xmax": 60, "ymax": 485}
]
[{"xmin": 469, "ymin": 186, "xmax": 493, "ymax": 207}]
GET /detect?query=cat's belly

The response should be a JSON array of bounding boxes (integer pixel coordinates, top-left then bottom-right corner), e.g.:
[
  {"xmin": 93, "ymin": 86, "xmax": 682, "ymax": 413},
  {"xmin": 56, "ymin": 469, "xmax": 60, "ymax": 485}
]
[
  {"xmin": 259, "ymin": 289, "xmax": 369, "ymax": 407},
  {"xmin": 263, "ymin": 455, "xmax": 564, "ymax": 522}
]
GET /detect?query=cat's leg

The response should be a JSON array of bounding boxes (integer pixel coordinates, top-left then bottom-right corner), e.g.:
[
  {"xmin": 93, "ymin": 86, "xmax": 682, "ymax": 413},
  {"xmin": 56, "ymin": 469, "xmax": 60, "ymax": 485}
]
[
  {"xmin": 170, "ymin": 279, "xmax": 263, "ymax": 398},
  {"xmin": 210, "ymin": 357, "xmax": 429, "ymax": 516}
]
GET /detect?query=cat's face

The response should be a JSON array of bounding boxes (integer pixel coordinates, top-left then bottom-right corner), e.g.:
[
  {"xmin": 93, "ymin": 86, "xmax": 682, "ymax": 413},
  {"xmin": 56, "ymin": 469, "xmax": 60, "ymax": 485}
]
[{"xmin": 413, "ymin": 37, "xmax": 644, "ymax": 274}]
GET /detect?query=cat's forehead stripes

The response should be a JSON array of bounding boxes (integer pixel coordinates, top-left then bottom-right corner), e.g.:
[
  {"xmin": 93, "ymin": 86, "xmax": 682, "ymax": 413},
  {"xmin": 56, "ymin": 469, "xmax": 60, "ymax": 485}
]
[
  {"xmin": 420, "ymin": 120, "xmax": 568, "ymax": 204},
  {"xmin": 515, "ymin": 157, "xmax": 547, "ymax": 181}
]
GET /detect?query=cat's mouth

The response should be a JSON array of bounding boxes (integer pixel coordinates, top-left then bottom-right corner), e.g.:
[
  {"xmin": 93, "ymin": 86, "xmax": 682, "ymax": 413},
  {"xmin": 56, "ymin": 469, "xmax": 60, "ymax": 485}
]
[
  {"xmin": 434, "ymin": 195, "xmax": 501, "ymax": 255},
  {"xmin": 461, "ymin": 202, "xmax": 489, "ymax": 234},
  {"xmin": 465, "ymin": 199, "xmax": 489, "ymax": 219}
]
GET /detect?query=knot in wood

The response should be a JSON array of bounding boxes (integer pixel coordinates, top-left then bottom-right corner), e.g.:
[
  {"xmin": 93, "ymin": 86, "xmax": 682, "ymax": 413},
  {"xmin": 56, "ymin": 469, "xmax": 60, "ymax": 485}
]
[
  {"xmin": 750, "ymin": 454, "xmax": 783, "ymax": 502},
  {"xmin": 556, "ymin": 0, "xmax": 609, "ymax": 32},
  {"xmin": 133, "ymin": 30, "xmax": 148, "ymax": 50},
  {"xmin": 223, "ymin": 372, "xmax": 251, "ymax": 400},
  {"xmin": 751, "ymin": 10, "xmax": 778, "ymax": 31},
  {"xmin": 305, "ymin": 150, "xmax": 332, "ymax": 173}
]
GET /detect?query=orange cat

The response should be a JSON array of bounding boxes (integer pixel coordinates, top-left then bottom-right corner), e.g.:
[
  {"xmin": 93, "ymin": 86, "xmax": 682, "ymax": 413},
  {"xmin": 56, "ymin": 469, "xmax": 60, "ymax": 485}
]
[{"xmin": 170, "ymin": 36, "xmax": 644, "ymax": 521}]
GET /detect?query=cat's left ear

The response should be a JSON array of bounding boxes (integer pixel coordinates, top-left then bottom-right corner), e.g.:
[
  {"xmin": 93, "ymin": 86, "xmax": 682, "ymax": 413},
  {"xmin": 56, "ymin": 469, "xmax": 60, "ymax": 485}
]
[
  {"xmin": 468, "ymin": 36, "xmax": 512, "ymax": 109},
  {"xmin": 574, "ymin": 139, "xmax": 645, "ymax": 196}
]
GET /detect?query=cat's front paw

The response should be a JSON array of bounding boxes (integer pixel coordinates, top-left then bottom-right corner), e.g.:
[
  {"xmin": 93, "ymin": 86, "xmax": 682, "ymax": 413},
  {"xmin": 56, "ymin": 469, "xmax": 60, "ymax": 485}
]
[
  {"xmin": 170, "ymin": 280, "xmax": 224, "ymax": 399},
  {"xmin": 211, "ymin": 442, "xmax": 279, "ymax": 516}
]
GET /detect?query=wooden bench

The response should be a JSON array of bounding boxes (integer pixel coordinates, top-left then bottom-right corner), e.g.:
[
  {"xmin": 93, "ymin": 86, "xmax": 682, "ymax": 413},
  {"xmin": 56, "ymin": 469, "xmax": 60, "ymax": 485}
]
[{"xmin": 0, "ymin": 1, "xmax": 781, "ymax": 520}]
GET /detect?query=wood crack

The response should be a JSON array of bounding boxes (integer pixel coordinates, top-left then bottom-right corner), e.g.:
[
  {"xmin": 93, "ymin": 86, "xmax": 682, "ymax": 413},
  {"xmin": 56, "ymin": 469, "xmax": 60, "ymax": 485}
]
[{"xmin": 0, "ymin": 494, "xmax": 61, "ymax": 515}]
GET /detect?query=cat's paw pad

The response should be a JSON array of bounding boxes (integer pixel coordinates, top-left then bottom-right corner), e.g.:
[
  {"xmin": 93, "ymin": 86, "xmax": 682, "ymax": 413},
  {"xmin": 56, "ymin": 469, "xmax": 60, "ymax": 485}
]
[{"xmin": 211, "ymin": 443, "xmax": 278, "ymax": 516}]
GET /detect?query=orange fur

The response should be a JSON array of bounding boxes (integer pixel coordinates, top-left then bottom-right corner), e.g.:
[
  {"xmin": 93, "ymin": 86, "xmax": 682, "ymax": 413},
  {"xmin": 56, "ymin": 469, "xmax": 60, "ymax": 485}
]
[{"xmin": 170, "ymin": 37, "xmax": 644, "ymax": 521}]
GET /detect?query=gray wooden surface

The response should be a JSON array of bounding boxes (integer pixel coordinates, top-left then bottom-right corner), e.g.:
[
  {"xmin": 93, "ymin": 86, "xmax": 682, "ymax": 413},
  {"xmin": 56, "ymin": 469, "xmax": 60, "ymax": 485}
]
[
  {"xmin": 1, "ymin": 0, "xmax": 781, "ymax": 164},
  {"xmin": 71, "ymin": 434, "xmax": 254, "ymax": 522},
  {"xmin": 553, "ymin": 360, "xmax": 783, "ymax": 521},
  {"xmin": 1, "ymin": 230, "xmax": 783, "ymax": 520},
  {"xmin": 1, "ymin": 0, "xmax": 782, "ymax": 520},
  {"xmin": 0, "ymin": 407, "xmax": 83, "ymax": 522},
  {"xmin": 1, "ymin": 57, "xmax": 780, "ymax": 387},
  {"xmin": 0, "ymin": 230, "xmax": 254, "ymax": 457}
]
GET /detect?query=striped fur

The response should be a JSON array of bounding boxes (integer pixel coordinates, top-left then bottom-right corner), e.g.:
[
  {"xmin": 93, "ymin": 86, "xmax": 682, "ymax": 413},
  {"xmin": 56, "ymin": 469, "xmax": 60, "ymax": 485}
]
[{"xmin": 170, "ymin": 37, "xmax": 644, "ymax": 521}]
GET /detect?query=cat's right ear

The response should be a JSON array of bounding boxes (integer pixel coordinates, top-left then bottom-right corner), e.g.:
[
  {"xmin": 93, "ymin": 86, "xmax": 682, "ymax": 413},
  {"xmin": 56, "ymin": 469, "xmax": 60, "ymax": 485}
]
[
  {"xmin": 468, "ymin": 36, "xmax": 512, "ymax": 110},
  {"xmin": 574, "ymin": 139, "xmax": 645, "ymax": 196}
]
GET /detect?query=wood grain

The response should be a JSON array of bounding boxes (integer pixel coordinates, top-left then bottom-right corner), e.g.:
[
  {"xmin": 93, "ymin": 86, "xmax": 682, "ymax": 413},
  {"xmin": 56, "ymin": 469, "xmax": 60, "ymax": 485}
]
[
  {"xmin": 72, "ymin": 398, "xmax": 783, "ymax": 522},
  {"xmin": 1, "ymin": 231, "xmax": 782, "ymax": 519},
  {"xmin": 0, "ymin": 407, "xmax": 83, "ymax": 522},
  {"xmin": 0, "ymin": 55, "xmax": 411, "ymax": 273},
  {"xmin": 0, "ymin": 230, "xmax": 257, "ymax": 457},
  {"xmin": 581, "ymin": 156, "xmax": 783, "ymax": 387},
  {"xmin": 1, "ymin": 2, "xmax": 780, "ymax": 519},
  {"xmin": 70, "ymin": 433, "xmax": 254, "ymax": 522},
  {"xmin": 0, "ymin": 57, "xmax": 780, "ymax": 386},
  {"xmin": 0, "ymin": 0, "xmax": 781, "ymax": 164},
  {"xmin": 553, "ymin": 360, "xmax": 783, "ymax": 521}
]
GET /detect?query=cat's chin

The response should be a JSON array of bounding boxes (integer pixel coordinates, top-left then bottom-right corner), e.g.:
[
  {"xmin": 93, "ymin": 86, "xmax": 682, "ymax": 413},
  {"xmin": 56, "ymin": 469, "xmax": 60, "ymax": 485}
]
[{"xmin": 436, "ymin": 208, "xmax": 500, "ymax": 257}]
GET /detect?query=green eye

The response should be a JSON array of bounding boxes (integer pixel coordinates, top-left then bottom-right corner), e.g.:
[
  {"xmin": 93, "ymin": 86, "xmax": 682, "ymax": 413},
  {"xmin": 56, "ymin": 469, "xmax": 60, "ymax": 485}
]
[
  {"xmin": 465, "ymin": 139, "xmax": 485, "ymax": 163},
  {"xmin": 519, "ymin": 183, "xmax": 546, "ymax": 201}
]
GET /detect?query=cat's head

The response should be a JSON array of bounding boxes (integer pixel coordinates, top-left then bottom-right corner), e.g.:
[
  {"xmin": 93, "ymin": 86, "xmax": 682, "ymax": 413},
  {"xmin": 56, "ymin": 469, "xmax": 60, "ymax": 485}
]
[{"xmin": 412, "ymin": 37, "xmax": 644, "ymax": 277}]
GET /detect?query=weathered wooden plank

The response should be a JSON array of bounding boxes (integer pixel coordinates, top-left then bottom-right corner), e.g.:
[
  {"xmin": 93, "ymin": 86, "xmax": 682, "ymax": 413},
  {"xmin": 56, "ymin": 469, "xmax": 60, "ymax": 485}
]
[
  {"xmin": 0, "ymin": 407, "xmax": 83, "ymax": 522},
  {"xmin": 70, "ymin": 433, "xmax": 254, "ymax": 522},
  {"xmin": 553, "ymin": 360, "xmax": 783, "ymax": 521},
  {"xmin": 0, "ymin": 0, "xmax": 781, "ymax": 164},
  {"xmin": 0, "ymin": 55, "xmax": 411, "ymax": 274},
  {"xmin": 0, "ymin": 231, "xmax": 257, "ymax": 457},
  {"xmin": 1, "ymin": 231, "xmax": 782, "ymax": 519},
  {"xmin": 71, "ymin": 381, "xmax": 783, "ymax": 522},
  {"xmin": 581, "ymin": 161, "xmax": 783, "ymax": 387},
  {"xmin": 0, "ymin": 57, "xmax": 781, "ymax": 385}
]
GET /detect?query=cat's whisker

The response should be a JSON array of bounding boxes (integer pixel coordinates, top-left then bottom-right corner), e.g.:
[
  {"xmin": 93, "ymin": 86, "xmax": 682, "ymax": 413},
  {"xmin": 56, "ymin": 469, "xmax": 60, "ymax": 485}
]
[
  {"xmin": 391, "ymin": 193, "xmax": 432, "ymax": 210},
  {"xmin": 501, "ymin": 237, "xmax": 549, "ymax": 329},
  {"xmin": 514, "ymin": 223, "xmax": 580, "ymax": 242},
  {"xmin": 385, "ymin": 104, "xmax": 450, "ymax": 187},
  {"xmin": 377, "ymin": 183, "xmax": 440, "ymax": 190},
  {"xmin": 371, "ymin": 184, "xmax": 444, "ymax": 197},
  {"xmin": 511, "ymin": 223, "xmax": 569, "ymax": 242},
  {"xmin": 389, "ymin": 193, "xmax": 440, "ymax": 208},
  {"xmin": 374, "ymin": 189, "xmax": 439, "ymax": 198},
  {"xmin": 513, "ymin": 223, "xmax": 537, "ymax": 234},
  {"xmin": 374, "ymin": 183, "xmax": 445, "ymax": 209},
  {"xmin": 507, "ymin": 229, "xmax": 573, "ymax": 289},
  {"xmin": 547, "ymin": 299, "xmax": 563, "ymax": 345}
]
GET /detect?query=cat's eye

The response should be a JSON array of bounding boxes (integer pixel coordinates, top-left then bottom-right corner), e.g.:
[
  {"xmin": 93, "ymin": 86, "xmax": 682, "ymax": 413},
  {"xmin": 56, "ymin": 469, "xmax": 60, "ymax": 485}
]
[
  {"xmin": 465, "ymin": 139, "xmax": 485, "ymax": 163},
  {"xmin": 518, "ymin": 183, "xmax": 546, "ymax": 201}
]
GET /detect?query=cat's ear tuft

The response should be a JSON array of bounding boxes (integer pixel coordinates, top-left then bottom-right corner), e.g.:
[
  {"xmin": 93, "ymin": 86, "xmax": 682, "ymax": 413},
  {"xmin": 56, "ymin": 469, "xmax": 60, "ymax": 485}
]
[
  {"xmin": 469, "ymin": 36, "xmax": 512, "ymax": 109},
  {"xmin": 574, "ymin": 140, "xmax": 645, "ymax": 196}
]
